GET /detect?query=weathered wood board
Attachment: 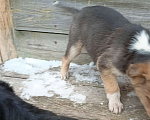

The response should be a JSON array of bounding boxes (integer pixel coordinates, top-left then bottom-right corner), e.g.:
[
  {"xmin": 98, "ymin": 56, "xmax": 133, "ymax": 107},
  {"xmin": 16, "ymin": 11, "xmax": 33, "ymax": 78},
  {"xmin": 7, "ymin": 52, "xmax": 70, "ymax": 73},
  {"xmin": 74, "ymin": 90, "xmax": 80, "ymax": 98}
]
[
  {"xmin": 0, "ymin": 0, "xmax": 17, "ymax": 64},
  {"xmin": 10, "ymin": 0, "xmax": 150, "ymax": 34},
  {"xmin": 0, "ymin": 67, "xmax": 149, "ymax": 120},
  {"xmin": 14, "ymin": 30, "xmax": 92, "ymax": 64}
]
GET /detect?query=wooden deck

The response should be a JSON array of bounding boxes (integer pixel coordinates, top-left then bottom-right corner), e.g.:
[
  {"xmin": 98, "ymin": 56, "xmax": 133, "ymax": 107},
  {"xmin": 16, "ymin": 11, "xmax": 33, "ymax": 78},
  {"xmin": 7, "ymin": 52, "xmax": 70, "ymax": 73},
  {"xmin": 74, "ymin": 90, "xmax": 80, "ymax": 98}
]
[{"xmin": 0, "ymin": 67, "xmax": 149, "ymax": 120}]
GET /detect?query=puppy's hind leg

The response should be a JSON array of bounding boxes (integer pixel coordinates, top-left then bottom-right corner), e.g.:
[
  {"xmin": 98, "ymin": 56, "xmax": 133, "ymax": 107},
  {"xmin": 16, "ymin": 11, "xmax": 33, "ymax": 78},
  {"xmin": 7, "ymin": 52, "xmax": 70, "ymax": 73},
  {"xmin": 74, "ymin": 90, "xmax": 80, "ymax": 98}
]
[{"xmin": 60, "ymin": 39, "xmax": 83, "ymax": 80}]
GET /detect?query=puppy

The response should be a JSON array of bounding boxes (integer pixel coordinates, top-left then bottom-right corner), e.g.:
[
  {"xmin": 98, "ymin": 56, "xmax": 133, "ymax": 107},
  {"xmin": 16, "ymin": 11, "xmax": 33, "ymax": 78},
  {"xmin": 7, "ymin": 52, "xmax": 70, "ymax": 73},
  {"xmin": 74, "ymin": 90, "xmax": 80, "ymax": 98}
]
[
  {"xmin": 127, "ymin": 63, "xmax": 150, "ymax": 117},
  {"xmin": 54, "ymin": 1, "xmax": 150, "ymax": 116},
  {"xmin": 0, "ymin": 80, "xmax": 76, "ymax": 120}
]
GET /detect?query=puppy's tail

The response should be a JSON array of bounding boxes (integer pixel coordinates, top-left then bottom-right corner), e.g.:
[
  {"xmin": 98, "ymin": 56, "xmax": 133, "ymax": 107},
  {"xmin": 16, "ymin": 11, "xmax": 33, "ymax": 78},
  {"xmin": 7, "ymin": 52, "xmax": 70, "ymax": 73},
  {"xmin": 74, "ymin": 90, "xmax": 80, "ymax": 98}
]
[{"xmin": 52, "ymin": 1, "xmax": 79, "ymax": 15}]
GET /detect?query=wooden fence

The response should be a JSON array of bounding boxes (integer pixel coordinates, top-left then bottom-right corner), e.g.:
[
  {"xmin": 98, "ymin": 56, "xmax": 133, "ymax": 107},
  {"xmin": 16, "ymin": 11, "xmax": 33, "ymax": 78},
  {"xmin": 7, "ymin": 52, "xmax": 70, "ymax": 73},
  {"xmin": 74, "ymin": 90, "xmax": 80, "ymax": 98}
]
[{"xmin": 10, "ymin": 0, "xmax": 150, "ymax": 64}]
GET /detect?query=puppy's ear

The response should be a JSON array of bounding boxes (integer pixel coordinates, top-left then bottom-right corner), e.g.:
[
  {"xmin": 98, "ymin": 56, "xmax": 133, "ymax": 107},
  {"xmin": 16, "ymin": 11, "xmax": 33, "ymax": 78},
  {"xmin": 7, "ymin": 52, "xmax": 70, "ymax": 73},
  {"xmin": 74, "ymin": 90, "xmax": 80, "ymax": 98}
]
[{"xmin": 127, "ymin": 64, "xmax": 141, "ymax": 77}]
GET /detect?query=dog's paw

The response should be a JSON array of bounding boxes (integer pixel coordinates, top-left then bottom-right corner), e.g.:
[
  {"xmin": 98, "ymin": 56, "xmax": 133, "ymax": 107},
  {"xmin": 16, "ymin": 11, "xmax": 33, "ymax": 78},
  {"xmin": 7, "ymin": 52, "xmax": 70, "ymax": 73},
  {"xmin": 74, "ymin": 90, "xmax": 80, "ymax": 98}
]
[
  {"xmin": 107, "ymin": 91, "xmax": 123, "ymax": 114},
  {"xmin": 60, "ymin": 71, "xmax": 68, "ymax": 80},
  {"xmin": 108, "ymin": 100, "xmax": 123, "ymax": 114}
]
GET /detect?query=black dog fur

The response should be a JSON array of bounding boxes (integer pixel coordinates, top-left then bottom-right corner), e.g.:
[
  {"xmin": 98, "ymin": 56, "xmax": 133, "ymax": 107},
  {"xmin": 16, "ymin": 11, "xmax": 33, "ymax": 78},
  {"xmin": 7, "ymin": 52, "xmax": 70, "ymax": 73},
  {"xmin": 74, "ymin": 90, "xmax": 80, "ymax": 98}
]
[{"xmin": 0, "ymin": 80, "xmax": 76, "ymax": 120}]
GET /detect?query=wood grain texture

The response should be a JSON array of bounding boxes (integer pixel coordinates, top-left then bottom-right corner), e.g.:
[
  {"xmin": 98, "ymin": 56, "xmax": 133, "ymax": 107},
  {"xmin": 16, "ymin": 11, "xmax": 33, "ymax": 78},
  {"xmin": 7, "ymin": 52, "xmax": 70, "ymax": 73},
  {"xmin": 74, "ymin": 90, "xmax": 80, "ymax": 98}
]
[
  {"xmin": 0, "ymin": 0, "xmax": 17, "ymax": 64},
  {"xmin": 10, "ymin": 0, "xmax": 150, "ymax": 34},
  {"xmin": 0, "ymin": 67, "xmax": 149, "ymax": 120},
  {"xmin": 14, "ymin": 31, "xmax": 92, "ymax": 64}
]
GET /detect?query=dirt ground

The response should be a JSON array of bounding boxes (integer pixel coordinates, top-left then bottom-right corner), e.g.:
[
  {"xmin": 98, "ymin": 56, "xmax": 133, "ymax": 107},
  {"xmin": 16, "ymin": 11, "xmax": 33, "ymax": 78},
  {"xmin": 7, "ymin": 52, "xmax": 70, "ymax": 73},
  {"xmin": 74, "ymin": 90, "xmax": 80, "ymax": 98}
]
[{"xmin": 0, "ymin": 66, "xmax": 149, "ymax": 120}]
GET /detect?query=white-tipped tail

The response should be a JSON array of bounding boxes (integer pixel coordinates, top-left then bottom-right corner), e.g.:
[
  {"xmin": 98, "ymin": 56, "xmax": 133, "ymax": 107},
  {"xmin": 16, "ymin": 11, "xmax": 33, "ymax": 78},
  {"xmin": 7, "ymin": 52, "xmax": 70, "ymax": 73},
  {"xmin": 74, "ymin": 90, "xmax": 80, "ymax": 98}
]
[
  {"xmin": 52, "ymin": 1, "xmax": 59, "ymax": 6},
  {"xmin": 52, "ymin": 1, "xmax": 79, "ymax": 14},
  {"xmin": 130, "ymin": 30, "xmax": 150, "ymax": 53}
]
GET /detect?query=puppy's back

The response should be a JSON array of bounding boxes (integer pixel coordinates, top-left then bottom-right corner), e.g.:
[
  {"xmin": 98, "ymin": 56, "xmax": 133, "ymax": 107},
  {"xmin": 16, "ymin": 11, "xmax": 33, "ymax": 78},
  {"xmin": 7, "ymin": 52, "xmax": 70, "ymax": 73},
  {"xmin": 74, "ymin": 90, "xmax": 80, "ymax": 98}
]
[{"xmin": 77, "ymin": 6, "xmax": 130, "ymax": 28}]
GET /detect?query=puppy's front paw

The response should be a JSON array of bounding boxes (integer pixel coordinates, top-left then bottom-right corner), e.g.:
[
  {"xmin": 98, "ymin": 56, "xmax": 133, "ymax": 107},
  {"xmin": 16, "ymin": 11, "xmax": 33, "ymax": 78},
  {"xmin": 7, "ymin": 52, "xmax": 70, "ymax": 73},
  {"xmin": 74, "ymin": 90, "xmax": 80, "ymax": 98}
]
[
  {"xmin": 60, "ymin": 71, "xmax": 68, "ymax": 80},
  {"xmin": 108, "ymin": 100, "xmax": 123, "ymax": 114},
  {"xmin": 107, "ymin": 91, "xmax": 123, "ymax": 114}
]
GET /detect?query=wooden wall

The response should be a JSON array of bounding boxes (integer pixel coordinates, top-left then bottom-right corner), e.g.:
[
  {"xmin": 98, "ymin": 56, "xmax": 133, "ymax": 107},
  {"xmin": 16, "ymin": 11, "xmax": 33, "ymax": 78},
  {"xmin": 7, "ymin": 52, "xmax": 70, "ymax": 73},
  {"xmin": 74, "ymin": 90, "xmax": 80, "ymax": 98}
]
[{"xmin": 10, "ymin": 0, "xmax": 150, "ymax": 64}]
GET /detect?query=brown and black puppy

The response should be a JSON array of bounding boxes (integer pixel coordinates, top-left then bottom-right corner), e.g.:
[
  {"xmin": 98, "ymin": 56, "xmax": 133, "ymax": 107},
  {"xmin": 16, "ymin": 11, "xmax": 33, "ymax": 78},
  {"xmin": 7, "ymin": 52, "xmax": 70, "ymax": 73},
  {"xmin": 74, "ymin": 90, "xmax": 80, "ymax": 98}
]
[
  {"xmin": 54, "ymin": 1, "xmax": 150, "ymax": 116},
  {"xmin": 127, "ymin": 63, "xmax": 150, "ymax": 116}
]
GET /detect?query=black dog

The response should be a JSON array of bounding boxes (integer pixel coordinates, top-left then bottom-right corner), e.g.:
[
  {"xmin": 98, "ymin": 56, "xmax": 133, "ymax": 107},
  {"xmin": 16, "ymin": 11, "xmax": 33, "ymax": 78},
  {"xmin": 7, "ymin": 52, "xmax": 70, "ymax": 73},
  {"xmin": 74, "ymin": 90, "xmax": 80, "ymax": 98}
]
[
  {"xmin": 0, "ymin": 80, "xmax": 76, "ymax": 120},
  {"xmin": 54, "ymin": 1, "xmax": 150, "ymax": 116}
]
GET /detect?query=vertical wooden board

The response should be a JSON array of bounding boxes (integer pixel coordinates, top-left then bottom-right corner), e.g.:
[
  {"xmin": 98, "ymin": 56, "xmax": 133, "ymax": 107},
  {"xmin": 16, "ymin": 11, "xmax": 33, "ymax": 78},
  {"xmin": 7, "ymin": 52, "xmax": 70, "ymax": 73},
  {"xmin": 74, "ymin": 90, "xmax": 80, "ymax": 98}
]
[
  {"xmin": 0, "ymin": 0, "xmax": 17, "ymax": 64},
  {"xmin": 10, "ymin": 0, "xmax": 150, "ymax": 34},
  {"xmin": 14, "ymin": 30, "xmax": 92, "ymax": 64}
]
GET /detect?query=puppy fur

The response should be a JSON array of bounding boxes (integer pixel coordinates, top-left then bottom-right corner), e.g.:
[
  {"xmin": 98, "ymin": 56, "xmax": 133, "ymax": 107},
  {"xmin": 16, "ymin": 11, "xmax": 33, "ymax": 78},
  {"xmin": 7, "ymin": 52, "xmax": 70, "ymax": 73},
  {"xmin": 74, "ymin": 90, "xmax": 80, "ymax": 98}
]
[
  {"xmin": 55, "ymin": 1, "xmax": 150, "ymax": 116},
  {"xmin": 127, "ymin": 63, "xmax": 150, "ymax": 116},
  {"xmin": 0, "ymin": 80, "xmax": 76, "ymax": 120}
]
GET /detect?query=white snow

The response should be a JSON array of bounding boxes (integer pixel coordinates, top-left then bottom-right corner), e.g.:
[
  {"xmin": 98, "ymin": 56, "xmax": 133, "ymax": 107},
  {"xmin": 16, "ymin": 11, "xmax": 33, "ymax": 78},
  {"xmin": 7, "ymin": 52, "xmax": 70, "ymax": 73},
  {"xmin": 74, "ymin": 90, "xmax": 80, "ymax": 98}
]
[
  {"xmin": 70, "ymin": 62, "xmax": 100, "ymax": 82},
  {"xmin": 3, "ymin": 57, "xmax": 53, "ymax": 75},
  {"xmin": 89, "ymin": 62, "xmax": 94, "ymax": 67},
  {"xmin": 69, "ymin": 93, "xmax": 86, "ymax": 104},
  {"xmin": 2, "ymin": 57, "xmax": 101, "ymax": 104},
  {"xmin": 100, "ymin": 102, "xmax": 104, "ymax": 105}
]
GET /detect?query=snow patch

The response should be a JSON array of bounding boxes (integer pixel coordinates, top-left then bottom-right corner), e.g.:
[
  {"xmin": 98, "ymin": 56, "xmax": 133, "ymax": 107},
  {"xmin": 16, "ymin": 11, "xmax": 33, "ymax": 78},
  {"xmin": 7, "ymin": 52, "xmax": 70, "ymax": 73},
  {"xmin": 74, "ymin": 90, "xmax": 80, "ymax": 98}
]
[
  {"xmin": 69, "ymin": 93, "xmax": 86, "ymax": 104},
  {"xmin": 70, "ymin": 63, "xmax": 100, "ymax": 82},
  {"xmin": 100, "ymin": 102, "xmax": 104, "ymax": 105},
  {"xmin": 2, "ymin": 57, "xmax": 100, "ymax": 104},
  {"xmin": 3, "ymin": 57, "xmax": 54, "ymax": 75}
]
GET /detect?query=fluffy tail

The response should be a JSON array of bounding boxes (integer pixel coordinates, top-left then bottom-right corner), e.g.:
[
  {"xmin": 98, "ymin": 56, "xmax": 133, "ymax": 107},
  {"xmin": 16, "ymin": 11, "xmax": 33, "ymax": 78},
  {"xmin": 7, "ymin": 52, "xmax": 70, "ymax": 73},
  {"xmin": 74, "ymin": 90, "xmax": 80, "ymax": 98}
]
[{"xmin": 53, "ymin": 1, "xmax": 79, "ymax": 15}]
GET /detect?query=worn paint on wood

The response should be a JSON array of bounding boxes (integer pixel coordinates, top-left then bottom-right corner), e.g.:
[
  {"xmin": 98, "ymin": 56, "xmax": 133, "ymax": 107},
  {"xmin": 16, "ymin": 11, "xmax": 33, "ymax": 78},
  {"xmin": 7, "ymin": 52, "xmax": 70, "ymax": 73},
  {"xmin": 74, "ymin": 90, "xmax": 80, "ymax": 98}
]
[{"xmin": 11, "ymin": 0, "xmax": 150, "ymax": 34}]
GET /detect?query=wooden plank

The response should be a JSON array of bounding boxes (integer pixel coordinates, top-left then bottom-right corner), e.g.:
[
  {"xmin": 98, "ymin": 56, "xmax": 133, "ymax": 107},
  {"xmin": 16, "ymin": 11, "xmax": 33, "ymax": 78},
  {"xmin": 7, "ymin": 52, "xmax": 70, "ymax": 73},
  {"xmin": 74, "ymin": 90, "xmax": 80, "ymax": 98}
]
[
  {"xmin": 0, "ymin": 68, "xmax": 149, "ymax": 119},
  {"xmin": 0, "ymin": 0, "xmax": 17, "ymax": 64},
  {"xmin": 10, "ymin": 0, "xmax": 150, "ymax": 34},
  {"xmin": 14, "ymin": 30, "xmax": 92, "ymax": 64}
]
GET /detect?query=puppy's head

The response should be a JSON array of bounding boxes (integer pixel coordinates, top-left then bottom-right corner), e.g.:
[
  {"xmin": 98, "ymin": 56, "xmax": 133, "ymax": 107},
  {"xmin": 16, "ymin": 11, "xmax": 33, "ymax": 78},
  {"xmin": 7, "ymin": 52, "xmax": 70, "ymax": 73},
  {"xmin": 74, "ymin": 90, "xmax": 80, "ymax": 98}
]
[{"xmin": 127, "ymin": 63, "xmax": 150, "ymax": 117}]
